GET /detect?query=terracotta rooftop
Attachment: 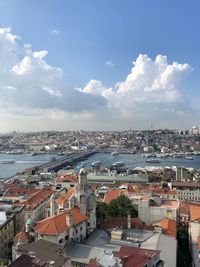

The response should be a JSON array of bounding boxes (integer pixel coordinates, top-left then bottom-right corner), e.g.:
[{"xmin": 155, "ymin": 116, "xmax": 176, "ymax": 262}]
[
  {"xmin": 154, "ymin": 218, "xmax": 177, "ymax": 238},
  {"xmin": 104, "ymin": 189, "xmax": 129, "ymax": 204},
  {"xmin": 179, "ymin": 202, "xmax": 190, "ymax": 215},
  {"xmin": 160, "ymin": 200, "xmax": 179, "ymax": 209},
  {"xmin": 172, "ymin": 181, "xmax": 200, "ymax": 189},
  {"xmin": 189, "ymin": 204, "xmax": 200, "ymax": 222},
  {"xmin": 113, "ymin": 246, "xmax": 160, "ymax": 267},
  {"xmin": 35, "ymin": 207, "xmax": 87, "ymax": 235},
  {"xmin": 22, "ymin": 189, "xmax": 53, "ymax": 210},
  {"xmin": 2, "ymin": 187, "xmax": 40, "ymax": 198},
  {"xmin": 55, "ymin": 175, "xmax": 77, "ymax": 183},
  {"xmin": 13, "ymin": 231, "xmax": 32, "ymax": 242},
  {"xmin": 56, "ymin": 188, "xmax": 75, "ymax": 206}
]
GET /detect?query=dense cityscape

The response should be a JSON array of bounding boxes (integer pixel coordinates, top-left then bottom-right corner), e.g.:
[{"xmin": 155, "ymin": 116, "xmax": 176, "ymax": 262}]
[
  {"xmin": 0, "ymin": 128, "xmax": 199, "ymax": 266},
  {"xmin": 1, "ymin": 1, "xmax": 200, "ymax": 266}
]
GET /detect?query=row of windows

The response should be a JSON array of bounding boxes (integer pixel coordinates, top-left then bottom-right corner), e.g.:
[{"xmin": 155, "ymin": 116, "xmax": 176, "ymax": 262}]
[
  {"xmin": 178, "ymin": 192, "xmax": 200, "ymax": 196},
  {"xmin": 179, "ymin": 196, "xmax": 200, "ymax": 201}
]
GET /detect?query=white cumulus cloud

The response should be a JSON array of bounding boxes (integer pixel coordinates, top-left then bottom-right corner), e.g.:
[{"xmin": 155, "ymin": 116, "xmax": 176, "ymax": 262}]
[
  {"xmin": 0, "ymin": 27, "xmax": 106, "ymax": 116},
  {"xmin": 81, "ymin": 54, "xmax": 193, "ymax": 128}
]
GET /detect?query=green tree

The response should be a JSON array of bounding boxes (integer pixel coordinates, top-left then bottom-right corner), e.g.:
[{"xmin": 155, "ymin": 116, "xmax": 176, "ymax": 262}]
[
  {"xmin": 96, "ymin": 202, "xmax": 109, "ymax": 219},
  {"xmin": 108, "ymin": 195, "xmax": 138, "ymax": 218}
]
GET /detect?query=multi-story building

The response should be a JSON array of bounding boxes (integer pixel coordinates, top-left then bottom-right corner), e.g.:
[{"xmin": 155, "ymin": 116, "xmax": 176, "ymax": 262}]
[
  {"xmin": 0, "ymin": 212, "xmax": 15, "ymax": 260},
  {"xmin": 22, "ymin": 189, "xmax": 53, "ymax": 224},
  {"xmin": 33, "ymin": 168, "xmax": 96, "ymax": 245},
  {"xmin": 6, "ymin": 205, "xmax": 25, "ymax": 234},
  {"xmin": 177, "ymin": 189, "xmax": 200, "ymax": 202},
  {"xmin": 138, "ymin": 197, "xmax": 179, "ymax": 225}
]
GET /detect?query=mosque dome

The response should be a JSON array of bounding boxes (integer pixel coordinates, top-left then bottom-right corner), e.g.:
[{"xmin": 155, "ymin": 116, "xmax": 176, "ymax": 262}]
[{"xmin": 26, "ymin": 217, "xmax": 33, "ymax": 225}]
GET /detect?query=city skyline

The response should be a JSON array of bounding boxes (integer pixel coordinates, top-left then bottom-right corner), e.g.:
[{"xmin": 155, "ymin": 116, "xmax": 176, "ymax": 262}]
[{"xmin": 0, "ymin": 0, "xmax": 200, "ymax": 131}]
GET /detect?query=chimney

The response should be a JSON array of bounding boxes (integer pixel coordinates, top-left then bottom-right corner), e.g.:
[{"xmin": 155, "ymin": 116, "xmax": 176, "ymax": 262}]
[
  {"xmin": 127, "ymin": 213, "xmax": 131, "ymax": 229},
  {"xmin": 66, "ymin": 211, "xmax": 73, "ymax": 228}
]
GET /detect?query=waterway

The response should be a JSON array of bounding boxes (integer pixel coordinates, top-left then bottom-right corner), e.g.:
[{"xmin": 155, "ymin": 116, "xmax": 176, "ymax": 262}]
[
  {"xmin": 76, "ymin": 152, "xmax": 200, "ymax": 170},
  {"xmin": 1, "ymin": 152, "xmax": 200, "ymax": 179},
  {"xmin": 0, "ymin": 153, "xmax": 59, "ymax": 178}
]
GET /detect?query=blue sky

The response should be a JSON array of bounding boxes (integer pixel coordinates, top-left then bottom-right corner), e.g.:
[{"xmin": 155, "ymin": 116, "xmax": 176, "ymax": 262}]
[{"xmin": 0, "ymin": 0, "xmax": 200, "ymax": 131}]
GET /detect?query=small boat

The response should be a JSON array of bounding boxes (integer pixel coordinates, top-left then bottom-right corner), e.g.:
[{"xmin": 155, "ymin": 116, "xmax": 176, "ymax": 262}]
[
  {"xmin": 91, "ymin": 161, "xmax": 101, "ymax": 167},
  {"xmin": 6, "ymin": 151, "xmax": 23, "ymax": 155},
  {"xmin": 185, "ymin": 156, "xmax": 193, "ymax": 160},
  {"xmin": 173, "ymin": 153, "xmax": 184, "ymax": 158},
  {"xmin": 31, "ymin": 152, "xmax": 39, "ymax": 156},
  {"xmin": 57, "ymin": 152, "xmax": 65, "ymax": 156},
  {"xmin": 112, "ymin": 161, "xmax": 124, "ymax": 167},
  {"xmin": 1, "ymin": 159, "xmax": 15, "ymax": 164},
  {"xmin": 146, "ymin": 159, "xmax": 161, "ymax": 163},
  {"xmin": 111, "ymin": 151, "xmax": 119, "ymax": 156}
]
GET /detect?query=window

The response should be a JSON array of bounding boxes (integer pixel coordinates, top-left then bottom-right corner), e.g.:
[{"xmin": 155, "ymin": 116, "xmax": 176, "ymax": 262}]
[{"xmin": 59, "ymin": 238, "xmax": 63, "ymax": 244}]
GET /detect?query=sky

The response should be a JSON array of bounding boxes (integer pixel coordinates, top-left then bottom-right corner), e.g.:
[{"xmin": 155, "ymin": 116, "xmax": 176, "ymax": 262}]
[{"xmin": 0, "ymin": 0, "xmax": 200, "ymax": 131}]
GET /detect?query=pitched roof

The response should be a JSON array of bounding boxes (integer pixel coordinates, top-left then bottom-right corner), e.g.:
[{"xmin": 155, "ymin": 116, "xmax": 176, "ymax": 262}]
[
  {"xmin": 103, "ymin": 189, "xmax": 129, "ymax": 204},
  {"xmin": 13, "ymin": 231, "xmax": 32, "ymax": 242},
  {"xmin": 113, "ymin": 246, "xmax": 160, "ymax": 267},
  {"xmin": 22, "ymin": 189, "xmax": 53, "ymax": 210},
  {"xmin": 55, "ymin": 188, "xmax": 75, "ymax": 206},
  {"xmin": 189, "ymin": 204, "xmax": 200, "ymax": 222},
  {"xmin": 8, "ymin": 254, "xmax": 45, "ymax": 267},
  {"xmin": 154, "ymin": 218, "xmax": 177, "ymax": 238},
  {"xmin": 179, "ymin": 202, "xmax": 190, "ymax": 215},
  {"xmin": 19, "ymin": 239, "xmax": 69, "ymax": 267},
  {"xmin": 55, "ymin": 175, "xmax": 77, "ymax": 183},
  {"xmin": 35, "ymin": 207, "xmax": 87, "ymax": 235}
]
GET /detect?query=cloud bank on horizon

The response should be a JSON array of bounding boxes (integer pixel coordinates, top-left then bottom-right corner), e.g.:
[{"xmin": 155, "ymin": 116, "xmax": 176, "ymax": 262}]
[{"xmin": 0, "ymin": 27, "xmax": 194, "ymax": 129}]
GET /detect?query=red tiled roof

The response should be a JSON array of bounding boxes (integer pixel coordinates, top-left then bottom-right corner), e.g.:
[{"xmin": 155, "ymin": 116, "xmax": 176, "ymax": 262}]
[
  {"xmin": 3, "ymin": 187, "xmax": 40, "ymax": 198},
  {"xmin": 158, "ymin": 218, "xmax": 177, "ymax": 238},
  {"xmin": 179, "ymin": 202, "xmax": 190, "ymax": 216},
  {"xmin": 113, "ymin": 246, "xmax": 160, "ymax": 267},
  {"xmin": 35, "ymin": 207, "xmax": 87, "ymax": 235},
  {"xmin": 22, "ymin": 189, "xmax": 53, "ymax": 210},
  {"xmin": 13, "ymin": 231, "xmax": 31, "ymax": 242},
  {"xmin": 189, "ymin": 204, "xmax": 200, "ymax": 222},
  {"xmin": 55, "ymin": 175, "xmax": 77, "ymax": 183},
  {"xmin": 56, "ymin": 189, "xmax": 75, "ymax": 206},
  {"xmin": 104, "ymin": 189, "xmax": 129, "ymax": 204}
]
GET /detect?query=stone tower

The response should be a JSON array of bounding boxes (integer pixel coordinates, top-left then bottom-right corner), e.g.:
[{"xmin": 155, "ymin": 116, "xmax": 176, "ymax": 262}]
[{"xmin": 75, "ymin": 168, "xmax": 96, "ymax": 235}]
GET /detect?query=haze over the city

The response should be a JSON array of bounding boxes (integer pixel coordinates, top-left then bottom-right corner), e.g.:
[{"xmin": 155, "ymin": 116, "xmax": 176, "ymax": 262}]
[{"xmin": 0, "ymin": 0, "xmax": 200, "ymax": 131}]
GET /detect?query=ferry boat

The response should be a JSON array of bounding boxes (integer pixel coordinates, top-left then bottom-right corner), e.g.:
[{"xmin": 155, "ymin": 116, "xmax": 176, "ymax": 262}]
[
  {"xmin": 146, "ymin": 159, "xmax": 161, "ymax": 163},
  {"xmin": 1, "ymin": 159, "xmax": 15, "ymax": 164},
  {"xmin": 6, "ymin": 150, "xmax": 23, "ymax": 155},
  {"xmin": 172, "ymin": 153, "xmax": 185, "ymax": 158},
  {"xmin": 112, "ymin": 161, "xmax": 124, "ymax": 167},
  {"xmin": 185, "ymin": 156, "xmax": 193, "ymax": 160},
  {"xmin": 111, "ymin": 151, "xmax": 119, "ymax": 156}
]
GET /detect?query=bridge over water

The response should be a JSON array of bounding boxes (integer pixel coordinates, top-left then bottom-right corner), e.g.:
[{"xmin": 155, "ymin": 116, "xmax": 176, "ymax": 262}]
[{"xmin": 36, "ymin": 151, "xmax": 96, "ymax": 172}]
